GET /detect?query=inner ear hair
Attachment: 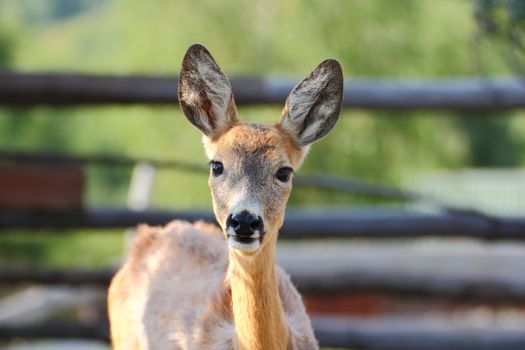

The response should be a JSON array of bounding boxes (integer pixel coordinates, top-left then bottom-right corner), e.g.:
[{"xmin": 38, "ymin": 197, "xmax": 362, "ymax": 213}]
[
  {"xmin": 178, "ymin": 44, "xmax": 238, "ymax": 138},
  {"xmin": 279, "ymin": 59, "xmax": 343, "ymax": 146}
]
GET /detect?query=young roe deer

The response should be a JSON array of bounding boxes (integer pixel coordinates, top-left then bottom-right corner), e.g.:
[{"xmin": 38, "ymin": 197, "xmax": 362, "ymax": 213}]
[{"xmin": 108, "ymin": 44, "xmax": 343, "ymax": 350}]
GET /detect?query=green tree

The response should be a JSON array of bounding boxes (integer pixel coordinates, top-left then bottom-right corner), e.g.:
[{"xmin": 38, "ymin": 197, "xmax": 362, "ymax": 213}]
[
  {"xmin": 0, "ymin": 27, "xmax": 12, "ymax": 66},
  {"xmin": 455, "ymin": 0, "xmax": 525, "ymax": 168}
]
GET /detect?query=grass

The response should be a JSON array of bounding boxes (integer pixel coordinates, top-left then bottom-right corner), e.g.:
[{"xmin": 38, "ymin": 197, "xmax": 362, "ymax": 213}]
[{"xmin": 0, "ymin": 229, "xmax": 124, "ymax": 268}]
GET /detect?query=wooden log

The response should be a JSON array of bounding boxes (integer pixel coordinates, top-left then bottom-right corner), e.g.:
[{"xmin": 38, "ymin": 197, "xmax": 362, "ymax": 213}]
[
  {"xmin": 0, "ymin": 321, "xmax": 108, "ymax": 342},
  {"xmin": 2, "ymin": 267, "xmax": 525, "ymax": 302},
  {"xmin": 0, "ymin": 268, "xmax": 114, "ymax": 286},
  {"xmin": 292, "ymin": 268, "xmax": 525, "ymax": 301},
  {"xmin": 0, "ymin": 208, "xmax": 524, "ymax": 240},
  {"xmin": 1, "ymin": 72, "xmax": 525, "ymax": 111},
  {"xmin": 312, "ymin": 316, "xmax": 525, "ymax": 350},
  {"xmin": 2, "ymin": 317, "xmax": 525, "ymax": 350}
]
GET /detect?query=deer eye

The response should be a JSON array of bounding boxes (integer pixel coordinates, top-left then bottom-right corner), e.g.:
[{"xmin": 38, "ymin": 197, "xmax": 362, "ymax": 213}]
[
  {"xmin": 276, "ymin": 167, "xmax": 294, "ymax": 183},
  {"xmin": 210, "ymin": 161, "xmax": 224, "ymax": 177}
]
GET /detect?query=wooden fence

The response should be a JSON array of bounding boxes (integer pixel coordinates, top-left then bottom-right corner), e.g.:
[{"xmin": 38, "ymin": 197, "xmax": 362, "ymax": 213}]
[
  {"xmin": 1, "ymin": 71, "xmax": 525, "ymax": 349},
  {"xmin": 2, "ymin": 317, "xmax": 525, "ymax": 350},
  {"xmin": 1, "ymin": 208, "xmax": 524, "ymax": 240},
  {"xmin": 3, "ymin": 263, "xmax": 525, "ymax": 302},
  {"xmin": 1, "ymin": 72, "xmax": 525, "ymax": 111}
]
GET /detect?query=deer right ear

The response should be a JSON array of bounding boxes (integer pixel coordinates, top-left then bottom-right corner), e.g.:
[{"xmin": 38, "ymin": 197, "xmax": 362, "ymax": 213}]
[{"xmin": 178, "ymin": 44, "xmax": 238, "ymax": 138}]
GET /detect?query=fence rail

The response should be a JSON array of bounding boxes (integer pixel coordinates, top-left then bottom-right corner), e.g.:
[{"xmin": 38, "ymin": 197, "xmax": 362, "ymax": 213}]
[
  {"xmin": 2, "ymin": 208, "xmax": 524, "ymax": 240},
  {"xmin": 1, "ymin": 72, "xmax": 525, "ymax": 111},
  {"xmin": 312, "ymin": 316, "xmax": 525, "ymax": 350},
  {"xmin": 2, "ymin": 267, "xmax": 525, "ymax": 302},
  {"xmin": 2, "ymin": 71, "xmax": 525, "ymax": 349},
  {"xmin": 2, "ymin": 317, "xmax": 525, "ymax": 350}
]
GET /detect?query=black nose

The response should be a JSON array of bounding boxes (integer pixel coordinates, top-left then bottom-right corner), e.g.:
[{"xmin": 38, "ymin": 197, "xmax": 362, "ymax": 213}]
[{"xmin": 226, "ymin": 211, "xmax": 263, "ymax": 238}]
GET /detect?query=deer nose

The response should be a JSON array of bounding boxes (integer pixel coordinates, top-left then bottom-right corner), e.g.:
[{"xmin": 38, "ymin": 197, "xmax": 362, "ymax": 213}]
[{"xmin": 226, "ymin": 211, "xmax": 264, "ymax": 238}]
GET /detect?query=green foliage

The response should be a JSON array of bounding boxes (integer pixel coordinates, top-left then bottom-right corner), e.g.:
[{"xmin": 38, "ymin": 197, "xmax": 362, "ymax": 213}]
[
  {"xmin": 0, "ymin": 1, "xmax": 525, "ymax": 266},
  {"xmin": 475, "ymin": 0, "xmax": 525, "ymax": 33},
  {"xmin": 1, "ymin": 0, "xmax": 523, "ymax": 208},
  {"xmin": 0, "ymin": 33, "xmax": 12, "ymax": 66},
  {"xmin": 473, "ymin": 0, "xmax": 525, "ymax": 74},
  {"xmin": 1, "ymin": 0, "xmax": 524, "ymax": 209},
  {"xmin": 458, "ymin": 115, "xmax": 525, "ymax": 167},
  {"xmin": 457, "ymin": 0, "xmax": 525, "ymax": 168},
  {"xmin": 0, "ymin": 230, "xmax": 123, "ymax": 267},
  {"xmin": 2, "ymin": 0, "xmax": 104, "ymax": 24},
  {"xmin": 0, "ymin": 20, "xmax": 13, "ymax": 66},
  {"xmin": 8, "ymin": 0, "xmax": 483, "ymax": 75}
]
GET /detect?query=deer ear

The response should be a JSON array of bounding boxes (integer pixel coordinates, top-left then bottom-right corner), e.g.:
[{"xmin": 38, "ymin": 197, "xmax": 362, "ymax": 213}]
[
  {"xmin": 178, "ymin": 44, "xmax": 238, "ymax": 138},
  {"xmin": 278, "ymin": 59, "xmax": 343, "ymax": 146}
]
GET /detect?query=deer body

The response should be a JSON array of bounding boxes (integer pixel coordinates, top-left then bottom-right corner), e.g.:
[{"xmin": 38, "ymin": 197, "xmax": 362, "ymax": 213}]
[{"xmin": 108, "ymin": 44, "xmax": 343, "ymax": 350}]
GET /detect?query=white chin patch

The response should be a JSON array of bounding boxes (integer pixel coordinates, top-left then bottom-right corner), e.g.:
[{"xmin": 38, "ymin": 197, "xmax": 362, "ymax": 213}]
[{"xmin": 227, "ymin": 236, "xmax": 261, "ymax": 252}]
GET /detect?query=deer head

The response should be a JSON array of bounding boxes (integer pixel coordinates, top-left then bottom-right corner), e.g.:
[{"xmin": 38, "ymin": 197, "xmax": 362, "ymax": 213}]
[{"xmin": 178, "ymin": 44, "xmax": 343, "ymax": 254}]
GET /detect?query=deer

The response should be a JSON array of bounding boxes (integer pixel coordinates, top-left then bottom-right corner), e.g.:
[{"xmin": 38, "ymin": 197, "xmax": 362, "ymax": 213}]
[{"xmin": 108, "ymin": 44, "xmax": 343, "ymax": 350}]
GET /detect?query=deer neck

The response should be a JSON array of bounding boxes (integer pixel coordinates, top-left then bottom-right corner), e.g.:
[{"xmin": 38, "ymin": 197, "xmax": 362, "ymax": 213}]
[{"xmin": 227, "ymin": 236, "xmax": 288, "ymax": 350}]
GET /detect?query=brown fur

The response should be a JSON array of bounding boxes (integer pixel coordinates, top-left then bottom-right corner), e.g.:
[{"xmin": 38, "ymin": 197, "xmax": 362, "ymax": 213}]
[
  {"xmin": 202, "ymin": 122, "xmax": 306, "ymax": 350},
  {"xmin": 228, "ymin": 244, "xmax": 288, "ymax": 350},
  {"xmin": 108, "ymin": 44, "xmax": 342, "ymax": 350}
]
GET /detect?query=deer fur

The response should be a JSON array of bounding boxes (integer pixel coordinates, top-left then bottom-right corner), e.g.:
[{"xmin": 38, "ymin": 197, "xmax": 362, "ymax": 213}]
[{"xmin": 108, "ymin": 44, "xmax": 343, "ymax": 350}]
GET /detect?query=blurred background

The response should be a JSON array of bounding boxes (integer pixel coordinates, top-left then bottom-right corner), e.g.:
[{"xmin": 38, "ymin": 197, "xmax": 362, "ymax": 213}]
[{"xmin": 0, "ymin": 0, "xmax": 524, "ymax": 349}]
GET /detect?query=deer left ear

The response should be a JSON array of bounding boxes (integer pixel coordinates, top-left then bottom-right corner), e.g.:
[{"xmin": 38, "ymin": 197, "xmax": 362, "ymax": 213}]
[{"xmin": 278, "ymin": 59, "xmax": 343, "ymax": 146}]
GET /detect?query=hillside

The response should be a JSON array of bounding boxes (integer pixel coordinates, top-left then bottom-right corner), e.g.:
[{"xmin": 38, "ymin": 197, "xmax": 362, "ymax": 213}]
[{"xmin": 0, "ymin": 0, "xmax": 523, "ymax": 210}]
